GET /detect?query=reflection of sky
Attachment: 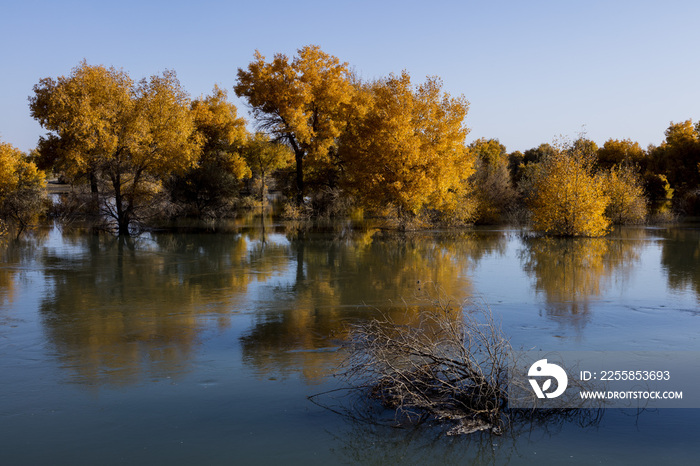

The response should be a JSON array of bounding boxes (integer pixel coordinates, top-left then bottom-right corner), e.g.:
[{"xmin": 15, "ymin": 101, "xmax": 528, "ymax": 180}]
[
  {"xmin": 43, "ymin": 226, "xmax": 91, "ymax": 258},
  {"xmin": 4, "ymin": 225, "xmax": 700, "ymax": 381},
  {"xmin": 469, "ymin": 232, "xmax": 532, "ymax": 304},
  {"xmin": 469, "ymin": 230, "xmax": 700, "ymax": 351},
  {"xmin": 2, "ymin": 225, "xmax": 700, "ymax": 464},
  {"xmin": 244, "ymin": 232, "xmax": 290, "ymax": 251}
]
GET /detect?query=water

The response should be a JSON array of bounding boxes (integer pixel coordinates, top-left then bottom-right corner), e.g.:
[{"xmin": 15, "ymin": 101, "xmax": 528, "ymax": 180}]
[{"xmin": 0, "ymin": 221, "xmax": 699, "ymax": 464}]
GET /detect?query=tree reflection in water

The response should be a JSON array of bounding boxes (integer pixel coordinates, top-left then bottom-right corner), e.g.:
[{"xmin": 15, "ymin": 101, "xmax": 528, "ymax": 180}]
[
  {"xmin": 0, "ymin": 228, "xmax": 48, "ymax": 317},
  {"xmin": 240, "ymin": 229, "xmax": 507, "ymax": 382},
  {"xmin": 35, "ymin": 224, "xmax": 676, "ymax": 388},
  {"xmin": 39, "ymin": 229, "xmax": 289, "ymax": 386},
  {"xmin": 658, "ymin": 228, "xmax": 700, "ymax": 302},
  {"xmin": 519, "ymin": 229, "xmax": 644, "ymax": 331},
  {"xmin": 38, "ymin": 225, "xmax": 508, "ymax": 386}
]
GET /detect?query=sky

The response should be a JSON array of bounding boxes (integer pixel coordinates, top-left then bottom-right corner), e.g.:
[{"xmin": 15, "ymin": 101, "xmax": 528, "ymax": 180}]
[{"xmin": 1, "ymin": 0, "xmax": 699, "ymax": 153}]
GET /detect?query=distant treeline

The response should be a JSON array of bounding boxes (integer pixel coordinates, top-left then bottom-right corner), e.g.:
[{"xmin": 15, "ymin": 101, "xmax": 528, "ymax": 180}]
[{"xmin": 1, "ymin": 45, "xmax": 698, "ymax": 235}]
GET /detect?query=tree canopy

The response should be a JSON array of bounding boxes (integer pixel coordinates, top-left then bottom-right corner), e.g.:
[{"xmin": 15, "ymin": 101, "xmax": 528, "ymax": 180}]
[
  {"xmin": 339, "ymin": 72, "xmax": 473, "ymax": 220},
  {"xmin": 235, "ymin": 45, "xmax": 355, "ymax": 204},
  {"xmin": 526, "ymin": 143, "xmax": 610, "ymax": 236},
  {"xmin": 468, "ymin": 138, "xmax": 515, "ymax": 223},
  {"xmin": 243, "ymin": 132, "xmax": 293, "ymax": 206},
  {"xmin": 0, "ymin": 139, "xmax": 45, "ymax": 229},
  {"xmin": 14, "ymin": 48, "xmax": 700, "ymax": 234},
  {"xmin": 650, "ymin": 120, "xmax": 700, "ymax": 191},
  {"xmin": 30, "ymin": 61, "xmax": 200, "ymax": 234},
  {"xmin": 597, "ymin": 138, "xmax": 647, "ymax": 170},
  {"xmin": 168, "ymin": 86, "xmax": 251, "ymax": 216}
]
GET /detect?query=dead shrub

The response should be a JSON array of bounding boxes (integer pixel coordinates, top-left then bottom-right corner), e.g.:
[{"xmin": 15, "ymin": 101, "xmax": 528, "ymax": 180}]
[{"xmin": 340, "ymin": 295, "xmax": 511, "ymax": 434}]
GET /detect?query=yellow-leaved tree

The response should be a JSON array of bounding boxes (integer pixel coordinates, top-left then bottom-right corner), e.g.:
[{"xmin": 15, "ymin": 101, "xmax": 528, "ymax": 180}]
[
  {"xmin": 30, "ymin": 61, "xmax": 200, "ymax": 235},
  {"xmin": 234, "ymin": 45, "xmax": 355, "ymax": 205},
  {"xmin": 596, "ymin": 138, "xmax": 647, "ymax": 171},
  {"xmin": 168, "ymin": 85, "xmax": 251, "ymax": 216},
  {"xmin": 0, "ymin": 140, "xmax": 46, "ymax": 230},
  {"xmin": 602, "ymin": 165, "xmax": 647, "ymax": 224},
  {"xmin": 339, "ymin": 72, "xmax": 474, "ymax": 223},
  {"xmin": 650, "ymin": 120, "xmax": 700, "ymax": 191},
  {"xmin": 243, "ymin": 133, "xmax": 293, "ymax": 208},
  {"xmin": 526, "ymin": 140, "xmax": 610, "ymax": 236},
  {"xmin": 468, "ymin": 138, "xmax": 516, "ymax": 223}
]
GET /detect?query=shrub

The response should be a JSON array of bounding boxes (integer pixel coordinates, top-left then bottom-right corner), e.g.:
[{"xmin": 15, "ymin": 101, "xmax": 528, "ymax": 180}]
[
  {"xmin": 526, "ymin": 150, "xmax": 609, "ymax": 236},
  {"xmin": 342, "ymin": 296, "xmax": 511, "ymax": 434},
  {"xmin": 602, "ymin": 165, "xmax": 647, "ymax": 224},
  {"xmin": 0, "ymin": 141, "xmax": 46, "ymax": 230}
]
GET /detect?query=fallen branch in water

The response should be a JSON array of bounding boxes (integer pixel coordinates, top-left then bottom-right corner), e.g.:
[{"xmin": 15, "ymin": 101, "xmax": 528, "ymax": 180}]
[{"xmin": 338, "ymin": 293, "xmax": 511, "ymax": 435}]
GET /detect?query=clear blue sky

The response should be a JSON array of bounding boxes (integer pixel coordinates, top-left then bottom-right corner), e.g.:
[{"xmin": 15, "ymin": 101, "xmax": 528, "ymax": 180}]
[{"xmin": 2, "ymin": 0, "xmax": 699, "ymax": 153}]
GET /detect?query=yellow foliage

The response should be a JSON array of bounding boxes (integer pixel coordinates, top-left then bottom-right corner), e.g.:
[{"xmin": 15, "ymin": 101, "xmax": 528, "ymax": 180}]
[
  {"xmin": 0, "ymin": 140, "xmax": 46, "ymax": 229},
  {"xmin": 30, "ymin": 61, "xmax": 201, "ymax": 234},
  {"xmin": 134, "ymin": 69, "xmax": 200, "ymax": 176},
  {"xmin": 0, "ymin": 142, "xmax": 23, "ymax": 198},
  {"xmin": 652, "ymin": 119, "xmax": 700, "ymax": 189},
  {"xmin": 243, "ymin": 132, "xmax": 293, "ymax": 205},
  {"xmin": 597, "ymin": 138, "xmax": 646, "ymax": 169},
  {"xmin": 30, "ymin": 62, "xmax": 135, "ymax": 177},
  {"xmin": 522, "ymin": 234, "xmax": 640, "ymax": 328},
  {"xmin": 244, "ymin": 132, "xmax": 293, "ymax": 177},
  {"xmin": 602, "ymin": 165, "xmax": 647, "ymax": 224},
  {"xmin": 235, "ymin": 45, "xmax": 355, "ymax": 201},
  {"xmin": 527, "ymin": 150, "xmax": 610, "ymax": 236},
  {"xmin": 340, "ymin": 72, "xmax": 473, "ymax": 219},
  {"xmin": 190, "ymin": 85, "xmax": 250, "ymax": 179},
  {"xmin": 0, "ymin": 141, "xmax": 45, "ymax": 197},
  {"xmin": 468, "ymin": 138, "xmax": 515, "ymax": 223}
]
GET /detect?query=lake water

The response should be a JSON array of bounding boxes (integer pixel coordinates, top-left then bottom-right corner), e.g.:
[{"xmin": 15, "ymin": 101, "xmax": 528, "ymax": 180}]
[{"xmin": 1, "ymin": 220, "xmax": 699, "ymax": 465}]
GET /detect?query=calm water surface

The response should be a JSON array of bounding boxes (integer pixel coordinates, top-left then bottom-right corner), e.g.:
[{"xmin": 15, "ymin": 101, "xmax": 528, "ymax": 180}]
[{"xmin": 1, "ymin": 221, "xmax": 699, "ymax": 465}]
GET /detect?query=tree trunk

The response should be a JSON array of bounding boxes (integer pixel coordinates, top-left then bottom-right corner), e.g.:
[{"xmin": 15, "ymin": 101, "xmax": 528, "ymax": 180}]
[
  {"xmin": 89, "ymin": 172, "xmax": 98, "ymax": 194},
  {"xmin": 117, "ymin": 215, "xmax": 130, "ymax": 236},
  {"xmin": 287, "ymin": 136, "xmax": 305, "ymax": 206},
  {"xmin": 260, "ymin": 171, "xmax": 266, "ymax": 208},
  {"xmin": 113, "ymin": 172, "xmax": 130, "ymax": 236},
  {"xmin": 88, "ymin": 171, "xmax": 100, "ymax": 215},
  {"xmin": 295, "ymin": 150, "xmax": 304, "ymax": 206}
]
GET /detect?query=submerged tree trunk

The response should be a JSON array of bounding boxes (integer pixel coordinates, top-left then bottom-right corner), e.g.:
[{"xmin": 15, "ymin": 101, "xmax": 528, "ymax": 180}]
[
  {"xmin": 88, "ymin": 171, "xmax": 100, "ymax": 215},
  {"xmin": 89, "ymin": 172, "xmax": 98, "ymax": 194},
  {"xmin": 117, "ymin": 215, "xmax": 130, "ymax": 236},
  {"xmin": 112, "ymin": 172, "xmax": 130, "ymax": 236}
]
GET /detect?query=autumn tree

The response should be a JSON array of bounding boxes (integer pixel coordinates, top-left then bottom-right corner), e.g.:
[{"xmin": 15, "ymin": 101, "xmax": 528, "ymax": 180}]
[
  {"xmin": 338, "ymin": 72, "xmax": 474, "ymax": 223},
  {"xmin": 647, "ymin": 120, "xmax": 700, "ymax": 214},
  {"xmin": 602, "ymin": 165, "xmax": 647, "ymax": 224},
  {"xmin": 234, "ymin": 46, "xmax": 355, "ymax": 205},
  {"xmin": 643, "ymin": 172, "xmax": 674, "ymax": 219},
  {"xmin": 0, "ymin": 140, "xmax": 46, "ymax": 229},
  {"xmin": 650, "ymin": 120, "xmax": 700, "ymax": 190},
  {"xmin": 523, "ymin": 143, "xmax": 557, "ymax": 165},
  {"xmin": 468, "ymin": 138, "xmax": 515, "ymax": 223},
  {"xmin": 510, "ymin": 143, "xmax": 557, "ymax": 185},
  {"xmin": 526, "ymin": 141, "xmax": 609, "ymax": 236},
  {"xmin": 30, "ymin": 62, "xmax": 200, "ymax": 235},
  {"xmin": 569, "ymin": 137, "xmax": 598, "ymax": 162},
  {"xmin": 596, "ymin": 138, "xmax": 647, "ymax": 171},
  {"xmin": 243, "ymin": 132, "xmax": 293, "ymax": 207},
  {"xmin": 168, "ymin": 86, "xmax": 250, "ymax": 216},
  {"xmin": 507, "ymin": 150, "xmax": 524, "ymax": 183}
]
